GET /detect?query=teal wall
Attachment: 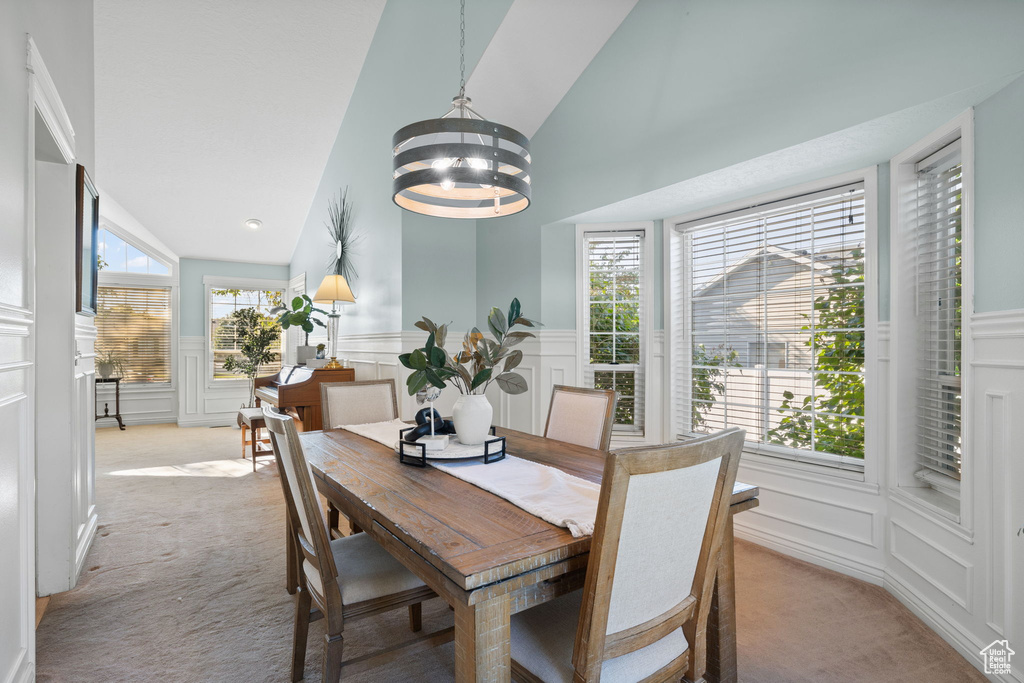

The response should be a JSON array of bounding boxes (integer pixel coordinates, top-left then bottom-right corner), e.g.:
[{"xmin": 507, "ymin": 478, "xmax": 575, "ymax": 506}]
[
  {"xmin": 974, "ymin": 74, "xmax": 1024, "ymax": 313},
  {"xmin": 289, "ymin": 0, "xmax": 512, "ymax": 334},
  {"xmin": 178, "ymin": 258, "xmax": 290, "ymax": 337},
  {"xmin": 402, "ymin": 212, "xmax": 478, "ymax": 330},
  {"xmin": 476, "ymin": 0, "xmax": 1024, "ymax": 329}
]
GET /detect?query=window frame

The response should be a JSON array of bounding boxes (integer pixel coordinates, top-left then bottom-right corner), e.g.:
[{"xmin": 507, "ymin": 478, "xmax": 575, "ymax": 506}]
[
  {"xmin": 576, "ymin": 222, "xmax": 654, "ymax": 442},
  {"xmin": 665, "ymin": 168, "xmax": 880, "ymax": 483},
  {"xmin": 203, "ymin": 275, "xmax": 287, "ymax": 388},
  {"xmin": 96, "ymin": 218, "xmax": 178, "ymax": 392},
  {"xmin": 888, "ymin": 110, "xmax": 974, "ymax": 531}
]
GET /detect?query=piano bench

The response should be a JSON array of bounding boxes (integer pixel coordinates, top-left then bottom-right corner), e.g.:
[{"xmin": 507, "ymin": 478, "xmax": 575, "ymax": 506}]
[{"xmin": 237, "ymin": 408, "xmax": 274, "ymax": 472}]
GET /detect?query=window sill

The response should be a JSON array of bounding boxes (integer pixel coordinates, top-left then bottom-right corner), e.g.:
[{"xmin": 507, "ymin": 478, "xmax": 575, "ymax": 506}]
[
  {"xmin": 738, "ymin": 448, "xmax": 870, "ymax": 484},
  {"xmin": 889, "ymin": 486, "xmax": 971, "ymax": 541}
]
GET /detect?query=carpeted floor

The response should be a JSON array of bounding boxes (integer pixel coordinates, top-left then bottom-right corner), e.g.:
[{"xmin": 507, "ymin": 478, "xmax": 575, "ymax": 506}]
[{"xmin": 35, "ymin": 424, "xmax": 985, "ymax": 682}]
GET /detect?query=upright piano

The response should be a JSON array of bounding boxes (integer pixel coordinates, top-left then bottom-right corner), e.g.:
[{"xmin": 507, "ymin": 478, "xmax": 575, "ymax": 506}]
[{"xmin": 254, "ymin": 365, "xmax": 355, "ymax": 431}]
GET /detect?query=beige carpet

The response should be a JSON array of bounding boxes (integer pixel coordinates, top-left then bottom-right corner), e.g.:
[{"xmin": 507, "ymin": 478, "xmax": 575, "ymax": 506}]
[{"xmin": 35, "ymin": 424, "xmax": 985, "ymax": 682}]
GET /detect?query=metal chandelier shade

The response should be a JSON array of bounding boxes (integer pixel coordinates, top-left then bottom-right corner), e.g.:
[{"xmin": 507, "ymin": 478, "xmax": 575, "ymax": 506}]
[
  {"xmin": 392, "ymin": 97, "xmax": 531, "ymax": 219},
  {"xmin": 391, "ymin": 0, "xmax": 531, "ymax": 220}
]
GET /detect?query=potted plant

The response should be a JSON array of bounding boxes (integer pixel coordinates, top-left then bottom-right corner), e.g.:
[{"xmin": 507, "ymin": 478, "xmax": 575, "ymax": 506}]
[
  {"xmin": 222, "ymin": 308, "xmax": 282, "ymax": 408},
  {"xmin": 272, "ymin": 294, "xmax": 327, "ymax": 365},
  {"xmin": 96, "ymin": 350, "xmax": 126, "ymax": 379},
  {"xmin": 399, "ymin": 298, "xmax": 539, "ymax": 444}
]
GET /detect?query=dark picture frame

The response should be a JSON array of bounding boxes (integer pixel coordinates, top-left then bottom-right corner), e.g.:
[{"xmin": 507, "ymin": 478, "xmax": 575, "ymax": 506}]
[{"xmin": 76, "ymin": 164, "xmax": 99, "ymax": 315}]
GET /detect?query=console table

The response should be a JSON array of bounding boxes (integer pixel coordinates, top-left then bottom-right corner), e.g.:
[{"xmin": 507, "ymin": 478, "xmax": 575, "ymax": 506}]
[{"xmin": 95, "ymin": 377, "xmax": 125, "ymax": 430}]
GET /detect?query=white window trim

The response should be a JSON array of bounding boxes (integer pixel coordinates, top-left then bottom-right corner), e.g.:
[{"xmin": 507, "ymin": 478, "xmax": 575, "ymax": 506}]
[
  {"xmin": 96, "ymin": 221, "xmax": 179, "ymax": 391},
  {"xmin": 888, "ymin": 109, "xmax": 974, "ymax": 532},
  {"xmin": 664, "ymin": 167, "xmax": 880, "ymax": 484},
  {"xmin": 98, "ymin": 217, "xmax": 177, "ymax": 279},
  {"xmin": 576, "ymin": 222, "xmax": 654, "ymax": 443},
  {"xmin": 203, "ymin": 275, "xmax": 287, "ymax": 388}
]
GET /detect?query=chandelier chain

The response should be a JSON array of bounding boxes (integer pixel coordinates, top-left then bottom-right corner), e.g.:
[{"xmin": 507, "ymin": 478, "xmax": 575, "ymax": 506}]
[{"xmin": 459, "ymin": 0, "xmax": 466, "ymax": 96}]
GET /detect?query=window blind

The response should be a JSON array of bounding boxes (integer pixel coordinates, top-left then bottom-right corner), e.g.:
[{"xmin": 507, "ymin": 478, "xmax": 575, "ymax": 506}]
[
  {"xmin": 583, "ymin": 231, "xmax": 645, "ymax": 433},
  {"xmin": 96, "ymin": 286, "xmax": 172, "ymax": 384},
  {"xmin": 913, "ymin": 141, "xmax": 962, "ymax": 500},
  {"xmin": 674, "ymin": 184, "xmax": 866, "ymax": 469},
  {"xmin": 209, "ymin": 288, "xmax": 283, "ymax": 379}
]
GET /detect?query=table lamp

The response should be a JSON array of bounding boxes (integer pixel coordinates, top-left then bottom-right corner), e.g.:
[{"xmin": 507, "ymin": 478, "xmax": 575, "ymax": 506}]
[{"xmin": 312, "ymin": 274, "xmax": 355, "ymax": 370}]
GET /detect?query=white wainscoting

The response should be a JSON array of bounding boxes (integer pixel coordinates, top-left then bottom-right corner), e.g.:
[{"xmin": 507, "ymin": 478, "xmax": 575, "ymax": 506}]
[
  {"xmin": 878, "ymin": 309, "xmax": 1024, "ymax": 682},
  {"xmin": 95, "ymin": 385, "xmax": 176, "ymax": 428},
  {"xmin": 177, "ymin": 336, "xmax": 250, "ymax": 427},
  {"xmin": 331, "ymin": 330, "xmax": 666, "ymax": 443},
  {"xmin": 0, "ymin": 306, "xmax": 35, "ymax": 683}
]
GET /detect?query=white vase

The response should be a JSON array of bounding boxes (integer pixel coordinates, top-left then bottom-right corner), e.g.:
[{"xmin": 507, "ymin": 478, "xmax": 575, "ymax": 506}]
[
  {"xmin": 97, "ymin": 362, "xmax": 113, "ymax": 378},
  {"xmin": 452, "ymin": 393, "xmax": 493, "ymax": 445}
]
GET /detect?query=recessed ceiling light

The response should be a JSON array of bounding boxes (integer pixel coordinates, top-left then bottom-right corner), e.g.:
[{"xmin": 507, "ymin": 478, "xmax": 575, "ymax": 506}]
[{"xmin": 244, "ymin": 218, "xmax": 262, "ymax": 230}]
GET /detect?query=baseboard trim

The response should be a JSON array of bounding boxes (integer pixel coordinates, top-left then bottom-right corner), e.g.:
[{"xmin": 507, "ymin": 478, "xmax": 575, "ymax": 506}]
[
  {"xmin": 735, "ymin": 523, "xmax": 884, "ymax": 586},
  {"xmin": 883, "ymin": 571, "xmax": 1015, "ymax": 681},
  {"xmin": 97, "ymin": 415, "xmax": 177, "ymax": 428},
  {"xmin": 10, "ymin": 652, "xmax": 34, "ymax": 683},
  {"xmin": 176, "ymin": 416, "xmax": 237, "ymax": 428}
]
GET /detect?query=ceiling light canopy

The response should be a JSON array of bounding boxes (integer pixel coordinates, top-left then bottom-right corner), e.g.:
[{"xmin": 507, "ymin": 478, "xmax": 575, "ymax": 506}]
[
  {"xmin": 244, "ymin": 218, "xmax": 262, "ymax": 230},
  {"xmin": 392, "ymin": 0, "xmax": 531, "ymax": 220}
]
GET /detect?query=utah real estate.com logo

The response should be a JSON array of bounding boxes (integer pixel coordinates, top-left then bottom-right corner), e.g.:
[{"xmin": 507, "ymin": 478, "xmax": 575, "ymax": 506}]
[{"xmin": 981, "ymin": 639, "xmax": 1014, "ymax": 676}]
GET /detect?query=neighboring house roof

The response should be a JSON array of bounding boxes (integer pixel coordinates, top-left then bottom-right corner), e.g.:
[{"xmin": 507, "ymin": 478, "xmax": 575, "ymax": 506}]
[{"xmin": 693, "ymin": 244, "xmax": 863, "ymax": 299}]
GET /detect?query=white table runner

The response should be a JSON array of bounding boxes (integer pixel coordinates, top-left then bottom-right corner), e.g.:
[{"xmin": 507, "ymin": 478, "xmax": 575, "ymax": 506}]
[{"xmin": 342, "ymin": 419, "xmax": 600, "ymax": 537}]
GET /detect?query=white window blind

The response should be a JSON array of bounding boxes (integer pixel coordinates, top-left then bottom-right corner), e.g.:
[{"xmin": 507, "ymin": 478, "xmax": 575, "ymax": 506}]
[
  {"xmin": 96, "ymin": 286, "xmax": 172, "ymax": 384},
  {"xmin": 675, "ymin": 184, "xmax": 866, "ymax": 470},
  {"xmin": 582, "ymin": 231, "xmax": 645, "ymax": 433},
  {"xmin": 913, "ymin": 140, "xmax": 962, "ymax": 500},
  {"xmin": 209, "ymin": 288, "xmax": 283, "ymax": 379}
]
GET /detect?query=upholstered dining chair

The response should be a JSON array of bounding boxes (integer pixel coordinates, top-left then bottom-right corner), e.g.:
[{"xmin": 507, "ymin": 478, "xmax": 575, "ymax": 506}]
[
  {"xmin": 509, "ymin": 428, "xmax": 745, "ymax": 683},
  {"xmin": 544, "ymin": 385, "xmax": 618, "ymax": 451},
  {"xmin": 320, "ymin": 379, "xmax": 400, "ymax": 430},
  {"xmin": 263, "ymin": 407, "xmax": 449, "ymax": 682},
  {"xmin": 320, "ymin": 379, "xmax": 400, "ymax": 540}
]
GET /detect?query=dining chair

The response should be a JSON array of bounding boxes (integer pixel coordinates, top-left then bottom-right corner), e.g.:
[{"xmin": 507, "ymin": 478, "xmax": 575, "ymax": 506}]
[
  {"xmin": 320, "ymin": 379, "xmax": 400, "ymax": 540},
  {"xmin": 544, "ymin": 385, "xmax": 618, "ymax": 451},
  {"xmin": 320, "ymin": 379, "xmax": 400, "ymax": 430},
  {"xmin": 509, "ymin": 427, "xmax": 745, "ymax": 683},
  {"xmin": 263, "ymin": 407, "xmax": 450, "ymax": 682}
]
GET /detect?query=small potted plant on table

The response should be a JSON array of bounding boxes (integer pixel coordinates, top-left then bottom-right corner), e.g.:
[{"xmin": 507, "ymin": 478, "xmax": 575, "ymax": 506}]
[{"xmin": 272, "ymin": 294, "xmax": 327, "ymax": 365}]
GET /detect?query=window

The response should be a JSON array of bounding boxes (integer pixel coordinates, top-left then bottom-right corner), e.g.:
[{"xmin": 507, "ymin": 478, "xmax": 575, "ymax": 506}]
[
  {"xmin": 95, "ymin": 286, "xmax": 172, "ymax": 384},
  {"xmin": 97, "ymin": 228, "xmax": 170, "ymax": 274},
  {"xmin": 912, "ymin": 140, "xmax": 963, "ymax": 500},
  {"xmin": 579, "ymin": 228, "xmax": 648, "ymax": 433},
  {"xmin": 209, "ymin": 286, "xmax": 284, "ymax": 380},
  {"xmin": 673, "ymin": 183, "xmax": 867, "ymax": 470}
]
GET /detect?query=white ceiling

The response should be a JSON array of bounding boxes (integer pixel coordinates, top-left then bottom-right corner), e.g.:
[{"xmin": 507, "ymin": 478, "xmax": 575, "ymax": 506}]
[
  {"xmin": 465, "ymin": 0, "xmax": 638, "ymax": 138},
  {"xmin": 94, "ymin": 0, "xmax": 636, "ymax": 265},
  {"xmin": 94, "ymin": 0, "xmax": 386, "ymax": 264}
]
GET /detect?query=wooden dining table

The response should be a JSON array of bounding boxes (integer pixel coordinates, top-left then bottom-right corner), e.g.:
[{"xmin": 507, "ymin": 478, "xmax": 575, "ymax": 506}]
[{"xmin": 300, "ymin": 426, "xmax": 758, "ymax": 683}]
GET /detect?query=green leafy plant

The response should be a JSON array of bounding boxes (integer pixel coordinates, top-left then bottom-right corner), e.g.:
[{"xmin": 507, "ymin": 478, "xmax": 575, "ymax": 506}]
[
  {"xmin": 691, "ymin": 344, "xmax": 740, "ymax": 430},
  {"xmin": 221, "ymin": 308, "xmax": 282, "ymax": 408},
  {"xmin": 399, "ymin": 298, "xmax": 540, "ymax": 396},
  {"xmin": 96, "ymin": 350, "xmax": 127, "ymax": 377},
  {"xmin": 271, "ymin": 294, "xmax": 327, "ymax": 346},
  {"xmin": 766, "ymin": 250, "xmax": 865, "ymax": 458}
]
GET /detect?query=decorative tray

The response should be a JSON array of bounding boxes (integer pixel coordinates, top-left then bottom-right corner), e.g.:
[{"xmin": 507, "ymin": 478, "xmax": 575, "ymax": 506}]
[{"xmin": 397, "ymin": 426, "xmax": 506, "ymax": 467}]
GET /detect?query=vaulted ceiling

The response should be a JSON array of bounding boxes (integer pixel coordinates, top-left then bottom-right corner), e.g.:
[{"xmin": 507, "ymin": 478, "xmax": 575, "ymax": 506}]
[{"xmin": 94, "ymin": 0, "xmax": 637, "ymax": 264}]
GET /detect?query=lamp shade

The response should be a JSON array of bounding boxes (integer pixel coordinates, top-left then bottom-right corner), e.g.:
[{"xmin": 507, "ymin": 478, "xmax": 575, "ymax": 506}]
[{"xmin": 312, "ymin": 274, "xmax": 355, "ymax": 304}]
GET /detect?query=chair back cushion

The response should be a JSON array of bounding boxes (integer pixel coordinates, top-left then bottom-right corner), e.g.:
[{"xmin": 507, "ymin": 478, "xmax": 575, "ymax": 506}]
[
  {"xmin": 570, "ymin": 428, "xmax": 745, "ymax": 681},
  {"xmin": 606, "ymin": 457, "xmax": 720, "ymax": 633},
  {"xmin": 321, "ymin": 380, "xmax": 399, "ymax": 429},
  {"xmin": 544, "ymin": 385, "xmax": 617, "ymax": 450}
]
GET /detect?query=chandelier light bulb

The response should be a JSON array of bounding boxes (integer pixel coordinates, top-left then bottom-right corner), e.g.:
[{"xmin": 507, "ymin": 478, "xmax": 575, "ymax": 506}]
[{"xmin": 441, "ymin": 177, "xmax": 455, "ymax": 192}]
